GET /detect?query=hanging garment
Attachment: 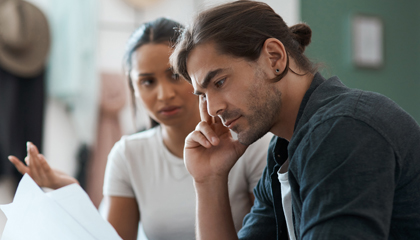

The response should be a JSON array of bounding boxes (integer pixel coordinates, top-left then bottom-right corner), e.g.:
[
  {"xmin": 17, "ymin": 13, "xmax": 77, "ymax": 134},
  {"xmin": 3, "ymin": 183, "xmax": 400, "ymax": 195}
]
[
  {"xmin": 0, "ymin": 66, "xmax": 45, "ymax": 179},
  {"xmin": 0, "ymin": 0, "xmax": 49, "ymax": 179}
]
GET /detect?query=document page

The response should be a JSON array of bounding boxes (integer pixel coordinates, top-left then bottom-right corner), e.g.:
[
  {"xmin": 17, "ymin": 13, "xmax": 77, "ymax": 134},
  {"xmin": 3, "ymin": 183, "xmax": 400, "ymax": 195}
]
[{"xmin": 0, "ymin": 174, "xmax": 122, "ymax": 240}]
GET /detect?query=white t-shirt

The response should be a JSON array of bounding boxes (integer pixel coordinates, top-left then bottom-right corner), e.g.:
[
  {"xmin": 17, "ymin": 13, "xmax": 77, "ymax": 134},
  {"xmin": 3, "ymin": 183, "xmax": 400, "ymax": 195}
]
[
  {"xmin": 103, "ymin": 126, "xmax": 271, "ymax": 240},
  {"xmin": 278, "ymin": 159, "xmax": 296, "ymax": 240}
]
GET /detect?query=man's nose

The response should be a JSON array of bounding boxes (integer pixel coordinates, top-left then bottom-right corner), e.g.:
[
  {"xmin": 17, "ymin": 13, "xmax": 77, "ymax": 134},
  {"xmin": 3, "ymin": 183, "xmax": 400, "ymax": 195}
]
[{"xmin": 206, "ymin": 93, "xmax": 225, "ymax": 117}]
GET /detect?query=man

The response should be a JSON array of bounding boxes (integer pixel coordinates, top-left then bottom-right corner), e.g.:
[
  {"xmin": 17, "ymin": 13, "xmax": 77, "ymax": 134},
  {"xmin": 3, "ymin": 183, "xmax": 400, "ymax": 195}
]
[{"xmin": 170, "ymin": 1, "xmax": 420, "ymax": 239}]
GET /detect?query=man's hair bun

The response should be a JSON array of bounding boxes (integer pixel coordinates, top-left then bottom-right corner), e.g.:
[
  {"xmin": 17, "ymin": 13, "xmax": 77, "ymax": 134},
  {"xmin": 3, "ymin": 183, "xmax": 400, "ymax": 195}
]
[{"xmin": 289, "ymin": 23, "xmax": 312, "ymax": 53}]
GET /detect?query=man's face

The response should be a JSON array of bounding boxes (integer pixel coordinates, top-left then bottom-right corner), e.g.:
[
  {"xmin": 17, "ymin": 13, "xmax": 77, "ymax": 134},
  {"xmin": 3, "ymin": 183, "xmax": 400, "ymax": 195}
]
[{"xmin": 186, "ymin": 42, "xmax": 282, "ymax": 145}]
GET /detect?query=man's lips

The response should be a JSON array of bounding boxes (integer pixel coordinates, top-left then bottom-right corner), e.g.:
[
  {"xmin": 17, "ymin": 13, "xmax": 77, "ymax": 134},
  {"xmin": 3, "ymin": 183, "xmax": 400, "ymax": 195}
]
[{"xmin": 223, "ymin": 116, "xmax": 241, "ymax": 128}]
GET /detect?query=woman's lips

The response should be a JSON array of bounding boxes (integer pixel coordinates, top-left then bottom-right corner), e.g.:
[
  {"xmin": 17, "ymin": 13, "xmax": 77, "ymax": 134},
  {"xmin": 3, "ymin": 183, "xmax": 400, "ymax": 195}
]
[{"xmin": 159, "ymin": 106, "xmax": 181, "ymax": 116}]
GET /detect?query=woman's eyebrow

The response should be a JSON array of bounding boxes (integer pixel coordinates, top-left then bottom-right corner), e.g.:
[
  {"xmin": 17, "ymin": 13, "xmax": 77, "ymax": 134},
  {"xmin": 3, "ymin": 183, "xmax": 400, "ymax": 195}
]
[{"xmin": 138, "ymin": 72, "xmax": 155, "ymax": 77}]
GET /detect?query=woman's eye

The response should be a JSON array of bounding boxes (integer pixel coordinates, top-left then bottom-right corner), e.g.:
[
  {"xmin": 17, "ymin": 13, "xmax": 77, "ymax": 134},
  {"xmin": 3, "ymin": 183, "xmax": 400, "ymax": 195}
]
[
  {"xmin": 172, "ymin": 73, "xmax": 179, "ymax": 80},
  {"xmin": 201, "ymin": 94, "xmax": 207, "ymax": 102},
  {"xmin": 214, "ymin": 78, "xmax": 226, "ymax": 88},
  {"xmin": 140, "ymin": 78, "xmax": 154, "ymax": 86}
]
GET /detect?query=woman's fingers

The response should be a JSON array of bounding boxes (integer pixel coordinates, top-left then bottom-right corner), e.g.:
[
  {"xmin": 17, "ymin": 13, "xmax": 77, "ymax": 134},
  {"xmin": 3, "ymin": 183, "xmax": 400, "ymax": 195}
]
[
  {"xmin": 27, "ymin": 143, "xmax": 51, "ymax": 174},
  {"xmin": 8, "ymin": 155, "xmax": 29, "ymax": 175},
  {"xmin": 27, "ymin": 143, "xmax": 41, "ymax": 177},
  {"xmin": 37, "ymin": 154, "xmax": 51, "ymax": 169},
  {"xmin": 37, "ymin": 154, "xmax": 54, "ymax": 176},
  {"xmin": 9, "ymin": 144, "xmax": 61, "ymax": 189},
  {"xmin": 27, "ymin": 142, "xmax": 40, "ymax": 155}
]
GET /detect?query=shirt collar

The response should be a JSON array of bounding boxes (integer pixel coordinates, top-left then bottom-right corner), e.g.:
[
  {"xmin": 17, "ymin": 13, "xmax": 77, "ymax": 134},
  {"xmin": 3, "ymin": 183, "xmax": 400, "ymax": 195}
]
[
  {"xmin": 271, "ymin": 72, "xmax": 325, "ymax": 167},
  {"xmin": 293, "ymin": 72, "xmax": 325, "ymax": 131}
]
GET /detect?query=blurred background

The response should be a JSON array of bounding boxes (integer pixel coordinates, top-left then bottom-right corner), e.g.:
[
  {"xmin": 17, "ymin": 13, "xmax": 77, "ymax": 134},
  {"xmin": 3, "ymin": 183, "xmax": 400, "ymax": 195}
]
[{"xmin": 0, "ymin": 0, "xmax": 419, "ymax": 236}]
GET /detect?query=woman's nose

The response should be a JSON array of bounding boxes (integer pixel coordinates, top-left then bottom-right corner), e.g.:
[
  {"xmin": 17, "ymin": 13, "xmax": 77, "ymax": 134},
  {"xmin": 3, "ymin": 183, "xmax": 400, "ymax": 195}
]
[{"xmin": 157, "ymin": 81, "xmax": 176, "ymax": 101}]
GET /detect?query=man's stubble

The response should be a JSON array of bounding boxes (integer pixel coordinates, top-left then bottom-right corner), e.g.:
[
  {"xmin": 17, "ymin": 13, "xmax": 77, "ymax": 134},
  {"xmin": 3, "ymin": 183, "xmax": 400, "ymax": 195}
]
[{"xmin": 232, "ymin": 69, "xmax": 282, "ymax": 145}]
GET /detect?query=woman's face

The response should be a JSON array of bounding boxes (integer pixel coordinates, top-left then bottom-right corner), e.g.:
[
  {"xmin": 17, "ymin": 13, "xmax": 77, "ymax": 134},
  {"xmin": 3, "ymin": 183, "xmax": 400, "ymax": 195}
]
[{"xmin": 130, "ymin": 43, "xmax": 199, "ymax": 127}]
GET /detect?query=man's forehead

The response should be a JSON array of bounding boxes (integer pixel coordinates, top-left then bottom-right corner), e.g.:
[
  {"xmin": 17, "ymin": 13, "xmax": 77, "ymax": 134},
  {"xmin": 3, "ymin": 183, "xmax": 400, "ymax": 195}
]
[
  {"xmin": 187, "ymin": 43, "xmax": 221, "ymax": 87},
  {"xmin": 187, "ymin": 43, "xmax": 220, "ymax": 69}
]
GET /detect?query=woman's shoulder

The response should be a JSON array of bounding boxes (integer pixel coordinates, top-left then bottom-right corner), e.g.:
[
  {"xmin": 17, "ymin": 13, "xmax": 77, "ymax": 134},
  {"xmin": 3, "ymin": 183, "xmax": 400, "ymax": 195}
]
[
  {"xmin": 119, "ymin": 127, "xmax": 159, "ymax": 145},
  {"xmin": 110, "ymin": 126, "xmax": 161, "ymax": 158}
]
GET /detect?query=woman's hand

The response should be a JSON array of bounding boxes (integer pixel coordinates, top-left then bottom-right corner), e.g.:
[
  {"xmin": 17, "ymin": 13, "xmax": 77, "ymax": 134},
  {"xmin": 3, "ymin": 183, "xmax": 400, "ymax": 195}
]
[
  {"xmin": 8, "ymin": 142, "xmax": 79, "ymax": 189},
  {"xmin": 184, "ymin": 97, "xmax": 248, "ymax": 183}
]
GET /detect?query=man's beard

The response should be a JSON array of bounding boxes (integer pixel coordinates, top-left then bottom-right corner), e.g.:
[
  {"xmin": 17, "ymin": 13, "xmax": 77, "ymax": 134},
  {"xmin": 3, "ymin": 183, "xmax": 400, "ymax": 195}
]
[{"xmin": 224, "ymin": 69, "xmax": 282, "ymax": 145}]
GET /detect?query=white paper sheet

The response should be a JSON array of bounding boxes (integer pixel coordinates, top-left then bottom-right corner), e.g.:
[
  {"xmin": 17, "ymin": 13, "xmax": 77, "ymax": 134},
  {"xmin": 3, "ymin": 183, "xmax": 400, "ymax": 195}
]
[{"xmin": 0, "ymin": 174, "xmax": 122, "ymax": 240}]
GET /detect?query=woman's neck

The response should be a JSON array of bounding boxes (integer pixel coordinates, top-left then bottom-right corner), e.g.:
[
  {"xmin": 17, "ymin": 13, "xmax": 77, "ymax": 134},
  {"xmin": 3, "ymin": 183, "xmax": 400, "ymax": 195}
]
[{"xmin": 161, "ymin": 119, "xmax": 199, "ymax": 159}]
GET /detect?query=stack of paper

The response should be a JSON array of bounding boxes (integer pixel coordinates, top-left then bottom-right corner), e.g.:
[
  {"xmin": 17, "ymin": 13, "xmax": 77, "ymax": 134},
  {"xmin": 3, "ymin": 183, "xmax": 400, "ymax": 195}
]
[{"xmin": 0, "ymin": 174, "xmax": 122, "ymax": 240}]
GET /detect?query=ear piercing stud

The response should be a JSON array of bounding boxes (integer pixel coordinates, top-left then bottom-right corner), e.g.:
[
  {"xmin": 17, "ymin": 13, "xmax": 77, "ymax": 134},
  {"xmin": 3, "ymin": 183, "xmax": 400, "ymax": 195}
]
[{"xmin": 276, "ymin": 69, "xmax": 280, "ymax": 73}]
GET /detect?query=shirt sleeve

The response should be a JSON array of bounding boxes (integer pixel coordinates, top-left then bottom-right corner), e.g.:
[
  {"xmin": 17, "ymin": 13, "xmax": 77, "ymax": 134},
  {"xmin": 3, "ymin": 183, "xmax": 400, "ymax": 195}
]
[
  {"xmin": 103, "ymin": 138, "xmax": 135, "ymax": 198},
  {"xmin": 294, "ymin": 117, "xmax": 395, "ymax": 240},
  {"xmin": 244, "ymin": 133, "xmax": 272, "ymax": 192},
  {"xmin": 238, "ymin": 167, "xmax": 279, "ymax": 240}
]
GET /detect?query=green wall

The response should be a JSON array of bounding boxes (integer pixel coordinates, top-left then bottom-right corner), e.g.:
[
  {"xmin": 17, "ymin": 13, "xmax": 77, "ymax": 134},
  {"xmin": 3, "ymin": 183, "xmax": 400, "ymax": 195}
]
[{"xmin": 301, "ymin": 0, "xmax": 420, "ymax": 123}]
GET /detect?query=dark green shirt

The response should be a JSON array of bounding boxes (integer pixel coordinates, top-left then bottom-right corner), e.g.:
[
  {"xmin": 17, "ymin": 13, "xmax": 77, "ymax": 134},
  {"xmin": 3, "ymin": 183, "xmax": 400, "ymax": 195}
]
[{"xmin": 239, "ymin": 73, "xmax": 420, "ymax": 240}]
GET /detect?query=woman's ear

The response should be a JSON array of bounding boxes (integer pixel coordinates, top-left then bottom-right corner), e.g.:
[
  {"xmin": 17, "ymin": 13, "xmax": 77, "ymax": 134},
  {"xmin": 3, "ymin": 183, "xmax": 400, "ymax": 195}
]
[{"xmin": 260, "ymin": 38, "xmax": 287, "ymax": 74}]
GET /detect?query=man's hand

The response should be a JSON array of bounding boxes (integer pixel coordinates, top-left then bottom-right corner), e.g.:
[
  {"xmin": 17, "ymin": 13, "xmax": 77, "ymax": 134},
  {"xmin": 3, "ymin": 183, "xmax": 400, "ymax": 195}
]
[
  {"xmin": 184, "ymin": 97, "xmax": 246, "ymax": 240},
  {"xmin": 184, "ymin": 96, "xmax": 248, "ymax": 183},
  {"xmin": 8, "ymin": 142, "xmax": 78, "ymax": 189}
]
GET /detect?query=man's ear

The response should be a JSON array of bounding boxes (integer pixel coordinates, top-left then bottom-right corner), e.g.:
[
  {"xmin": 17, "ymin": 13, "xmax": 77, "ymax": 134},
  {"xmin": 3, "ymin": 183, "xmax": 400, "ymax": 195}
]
[{"xmin": 260, "ymin": 38, "xmax": 287, "ymax": 74}]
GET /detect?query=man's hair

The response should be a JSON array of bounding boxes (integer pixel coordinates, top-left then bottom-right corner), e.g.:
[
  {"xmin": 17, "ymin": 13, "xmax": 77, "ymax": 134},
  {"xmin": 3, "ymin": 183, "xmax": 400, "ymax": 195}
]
[
  {"xmin": 170, "ymin": 0, "xmax": 316, "ymax": 83},
  {"xmin": 124, "ymin": 17, "xmax": 183, "ymax": 128}
]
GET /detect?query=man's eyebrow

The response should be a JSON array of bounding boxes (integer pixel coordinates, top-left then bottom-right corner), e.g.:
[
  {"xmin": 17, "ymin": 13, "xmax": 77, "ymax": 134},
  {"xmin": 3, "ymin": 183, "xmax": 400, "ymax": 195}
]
[
  {"xmin": 193, "ymin": 68, "xmax": 227, "ymax": 95},
  {"xmin": 192, "ymin": 69, "xmax": 220, "ymax": 95},
  {"xmin": 201, "ymin": 68, "xmax": 226, "ymax": 88}
]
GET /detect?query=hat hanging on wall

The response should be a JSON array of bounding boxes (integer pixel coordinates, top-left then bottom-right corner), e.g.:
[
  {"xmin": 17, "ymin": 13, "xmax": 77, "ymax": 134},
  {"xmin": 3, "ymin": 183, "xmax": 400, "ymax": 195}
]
[
  {"xmin": 0, "ymin": 0, "xmax": 50, "ymax": 77},
  {"xmin": 121, "ymin": 0, "xmax": 161, "ymax": 9}
]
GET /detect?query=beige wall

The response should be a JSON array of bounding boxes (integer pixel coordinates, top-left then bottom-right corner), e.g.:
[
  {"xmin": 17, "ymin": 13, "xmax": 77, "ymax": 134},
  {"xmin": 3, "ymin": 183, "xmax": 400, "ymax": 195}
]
[{"xmin": 0, "ymin": 0, "xmax": 300, "ymax": 237}]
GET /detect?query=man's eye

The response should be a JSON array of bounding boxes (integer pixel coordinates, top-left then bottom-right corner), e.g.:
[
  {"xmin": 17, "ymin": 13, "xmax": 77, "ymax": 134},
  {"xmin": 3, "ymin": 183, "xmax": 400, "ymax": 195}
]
[{"xmin": 215, "ymin": 78, "xmax": 225, "ymax": 88}]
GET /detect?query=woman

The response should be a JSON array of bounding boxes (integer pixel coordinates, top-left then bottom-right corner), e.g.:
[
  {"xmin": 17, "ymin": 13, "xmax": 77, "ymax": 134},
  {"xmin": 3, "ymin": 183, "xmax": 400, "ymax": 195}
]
[{"xmin": 9, "ymin": 18, "xmax": 271, "ymax": 240}]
